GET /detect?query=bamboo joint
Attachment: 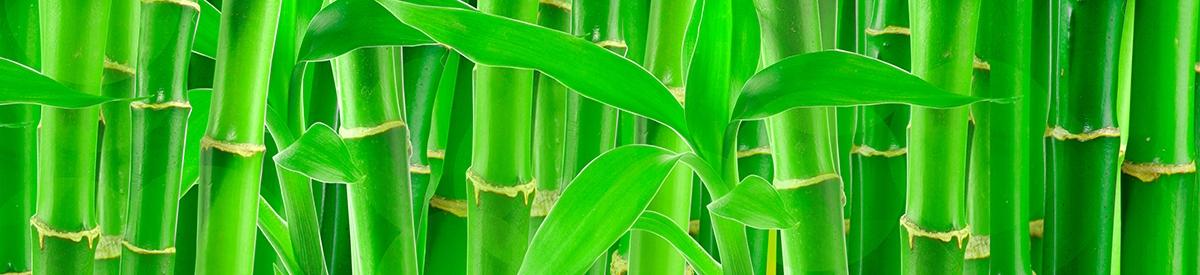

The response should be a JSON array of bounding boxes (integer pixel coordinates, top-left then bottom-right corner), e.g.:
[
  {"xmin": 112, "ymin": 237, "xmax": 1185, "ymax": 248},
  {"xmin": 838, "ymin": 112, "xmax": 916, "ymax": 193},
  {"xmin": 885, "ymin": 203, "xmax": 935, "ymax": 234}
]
[
  {"xmin": 529, "ymin": 189, "xmax": 561, "ymax": 217},
  {"xmin": 865, "ymin": 26, "xmax": 911, "ymax": 36},
  {"xmin": 1045, "ymin": 126, "xmax": 1120, "ymax": 142},
  {"xmin": 466, "ymin": 170, "xmax": 537, "ymax": 204},
  {"xmin": 774, "ymin": 173, "xmax": 841, "ymax": 190},
  {"xmin": 429, "ymin": 196, "xmax": 468, "ymax": 218},
  {"xmin": 141, "ymin": 0, "xmax": 201, "ymax": 11},
  {"xmin": 339, "ymin": 120, "xmax": 407, "ymax": 139},
  {"xmin": 538, "ymin": 0, "xmax": 571, "ymax": 11},
  {"xmin": 94, "ymin": 235, "xmax": 123, "ymax": 260},
  {"xmin": 736, "ymin": 146, "xmax": 772, "ymax": 158},
  {"xmin": 1121, "ymin": 161, "xmax": 1197, "ymax": 182},
  {"xmin": 122, "ymin": 240, "xmax": 177, "ymax": 255},
  {"xmin": 29, "ymin": 217, "xmax": 101, "ymax": 249},
  {"xmin": 200, "ymin": 136, "xmax": 266, "ymax": 157},
  {"xmin": 963, "ymin": 235, "xmax": 990, "ymax": 260},
  {"xmin": 850, "ymin": 144, "xmax": 907, "ymax": 158},
  {"xmin": 899, "ymin": 215, "xmax": 971, "ymax": 249}
]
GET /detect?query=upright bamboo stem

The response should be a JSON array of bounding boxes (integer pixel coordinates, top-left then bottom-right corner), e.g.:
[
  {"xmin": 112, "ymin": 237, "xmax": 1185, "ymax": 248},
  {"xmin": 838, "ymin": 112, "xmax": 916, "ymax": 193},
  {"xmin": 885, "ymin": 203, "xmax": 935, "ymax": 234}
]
[
  {"xmin": 95, "ymin": 0, "xmax": 138, "ymax": 272},
  {"xmin": 530, "ymin": 0, "xmax": 572, "ymax": 232},
  {"xmin": 0, "ymin": 0, "xmax": 38, "ymax": 273},
  {"xmin": 901, "ymin": 0, "xmax": 979, "ymax": 274},
  {"xmin": 1120, "ymin": 0, "xmax": 1198, "ymax": 273},
  {"xmin": 404, "ymin": 45, "xmax": 452, "ymax": 266},
  {"xmin": 193, "ymin": 0, "xmax": 281, "ymax": 273},
  {"xmin": 424, "ymin": 57, "xmax": 471, "ymax": 274},
  {"xmin": 32, "ymin": 0, "xmax": 112, "ymax": 272},
  {"xmin": 1029, "ymin": 0, "xmax": 1051, "ymax": 272},
  {"xmin": 737, "ymin": 121, "xmax": 776, "ymax": 275}
]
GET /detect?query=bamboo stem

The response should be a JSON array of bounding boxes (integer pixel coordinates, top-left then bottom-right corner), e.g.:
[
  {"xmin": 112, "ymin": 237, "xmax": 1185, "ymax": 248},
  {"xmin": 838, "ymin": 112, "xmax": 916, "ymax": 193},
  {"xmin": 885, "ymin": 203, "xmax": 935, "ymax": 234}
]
[
  {"xmin": 1028, "ymin": 0, "xmax": 1051, "ymax": 272},
  {"xmin": 0, "ymin": 0, "xmax": 39, "ymax": 273},
  {"xmin": 424, "ymin": 58, "xmax": 472, "ymax": 274},
  {"xmin": 530, "ymin": 0, "xmax": 572, "ymax": 232},
  {"xmin": 95, "ymin": 1, "xmax": 138, "ymax": 273}
]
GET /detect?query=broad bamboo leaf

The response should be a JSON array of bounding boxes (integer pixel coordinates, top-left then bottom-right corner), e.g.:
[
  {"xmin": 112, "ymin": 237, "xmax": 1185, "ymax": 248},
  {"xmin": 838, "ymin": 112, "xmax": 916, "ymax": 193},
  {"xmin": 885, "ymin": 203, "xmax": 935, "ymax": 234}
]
[
  {"xmin": 374, "ymin": 0, "xmax": 689, "ymax": 136},
  {"xmin": 273, "ymin": 123, "xmax": 364, "ymax": 184},
  {"xmin": 521, "ymin": 145, "xmax": 683, "ymax": 275},
  {"xmin": 258, "ymin": 196, "xmax": 302, "ymax": 275},
  {"xmin": 683, "ymin": 0, "xmax": 733, "ymax": 160},
  {"xmin": 180, "ymin": 89, "xmax": 213, "ymax": 198},
  {"xmin": 193, "ymin": 0, "xmax": 219, "ymax": 59},
  {"xmin": 297, "ymin": 0, "xmax": 472, "ymax": 61},
  {"xmin": 707, "ymin": 175, "xmax": 800, "ymax": 229},
  {"xmin": 732, "ymin": 50, "xmax": 996, "ymax": 120},
  {"xmin": 0, "ymin": 57, "xmax": 122, "ymax": 108},
  {"xmin": 632, "ymin": 211, "xmax": 722, "ymax": 275}
]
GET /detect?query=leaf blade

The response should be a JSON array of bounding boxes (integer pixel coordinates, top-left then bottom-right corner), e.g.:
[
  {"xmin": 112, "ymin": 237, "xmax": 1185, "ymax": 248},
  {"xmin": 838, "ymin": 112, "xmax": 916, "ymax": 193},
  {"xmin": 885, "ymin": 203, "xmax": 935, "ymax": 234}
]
[
  {"xmin": 632, "ymin": 211, "xmax": 723, "ymax": 275},
  {"xmin": 0, "ymin": 57, "xmax": 122, "ymax": 108},
  {"xmin": 273, "ymin": 123, "xmax": 365, "ymax": 184},
  {"xmin": 707, "ymin": 175, "xmax": 800, "ymax": 229}
]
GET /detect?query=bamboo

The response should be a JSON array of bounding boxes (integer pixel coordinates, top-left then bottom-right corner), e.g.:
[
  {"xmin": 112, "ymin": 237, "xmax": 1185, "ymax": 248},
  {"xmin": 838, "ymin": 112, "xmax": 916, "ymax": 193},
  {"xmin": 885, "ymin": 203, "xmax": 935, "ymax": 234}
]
[
  {"xmin": 850, "ymin": 0, "xmax": 910, "ymax": 273},
  {"xmin": 95, "ymin": 0, "xmax": 137, "ymax": 272},
  {"xmin": 531, "ymin": 0, "xmax": 572, "ymax": 232},
  {"xmin": 1029, "ymin": 0, "xmax": 1051, "ymax": 272},
  {"xmin": 1044, "ymin": 1, "xmax": 1126, "ymax": 273},
  {"xmin": 1120, "ymin": 0, "xmax": 1198, "ymax": 273},
  {"xmin": 901, "ymin": 0, "xmax": 979, "ymax": 274},
  {"xmin": 32, "ymin": 0, "xmax": 112, "ymax": 272},
  {"xmin": 964, "ymin": 4, "xmax": 993, "ymax": 273},
  {"xmin": 424, "ymin": 56, "xmax": 472, "ymax": 274},
  {"xmin": 120, "ymin": 0, "xmax": 198, "ymax": 273},
  {"xmin": 754, "ymin": 0, "xmax": 848, "ymax": 274},
  {"xmin": 0, "ymin": 0, "xmax": 38, "ymax": 273},
  {"xmin": 404, "ymin": 45, "xmax": 452, "ymax": 266},
  {"xmin": 834, "ymin": 1, "xmax": 857, "ymax": 250},
  {"xmin": 193, "ymin": 0, "xmax": 281, "ymax": 273},
  {"xmin": 737, "ymin": 121, "xmax": 776, "ymax": 275}
]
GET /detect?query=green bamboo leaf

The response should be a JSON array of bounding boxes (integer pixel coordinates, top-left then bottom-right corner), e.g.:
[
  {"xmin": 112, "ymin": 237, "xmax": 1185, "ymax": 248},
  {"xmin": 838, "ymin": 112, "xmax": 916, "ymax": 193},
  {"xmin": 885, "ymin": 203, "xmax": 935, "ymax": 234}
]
[
  {"xmin": 0, "ymin": 57, "xmax": 122, "ymax": 108},
  {"xmin": 297, "ymin": 0, "xmax": 472, "ymax": 61},
  {"xmin": 521, "ymin": 145, "xmax": 683, "ymax": 275},
  {"xmin": 632, "ymin": 211, "xmax": 723, "ymax": 275},
  {"xmin": 193, "ymin": 0, "xmax": 219, "ymax": 59},
  {"xmin": 732, "ymin": 50, "xmax": 998, "ymax": 120},
  {"xmin": 374, "ymin": 0, "xmax": 689, "ymax": 136},
  {"xmin": 273, "ymin": 123, "xmax": 365, "ymax": 184},
  {"xmin": 707, "ymin": 175, "xmax": 800, "ymax": 229},
  {"xmin": 683, "ymin": 0, "xmax": 733, "ymax": 160},
  {"xmin": 180, "ymin": 88, "xmax": 213, "ymax": 198},
  {"xmin": 258, "ymin": 196, "xmax": 301, "ymax": 275}
]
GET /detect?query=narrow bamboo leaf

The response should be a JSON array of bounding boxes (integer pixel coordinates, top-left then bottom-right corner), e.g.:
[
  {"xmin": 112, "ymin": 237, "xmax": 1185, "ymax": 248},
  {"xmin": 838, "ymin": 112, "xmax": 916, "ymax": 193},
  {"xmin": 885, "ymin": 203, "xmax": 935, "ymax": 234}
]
[
  {"xmin": 732, "ymin": 50, "xmax": 997, "ymax": 120},
  {"xmin": 297, "ymin": 0, "xmax": 472, "ymax": 61},
  {"xmin": 707, "ymin": 175, "xmax": 799, "ymax": 229},
  {"xmin": 0, "ymin": 57, "xmax": 122, "ymax": 108},
  {"xmin": 180, "ymin": 89, "xmax": 213, "ymax": 198},
  {"xmin": 257, "ymin": 196, "xmax": 302, "ymax": 275},
  {"xmin": 521, "ymin": 145, "xmax": 683, "ymax": 275},
  {"xmin": 375, "ymin": 0, "xmax": 689, "ymax": 136},
  {"xmin": 632, "ymin": 211, "xmax": 723, "ymax": 275},
  {"xmin": 683, "ymin": 0, "xmax": 734, "ymax": 160},
  {"xmin": 273, "ymin": 123, "xmax": 364, "ymax": 184},
  {"xmin": 193, "ymin": 0, "xmax": 219, "ymax": 59}
]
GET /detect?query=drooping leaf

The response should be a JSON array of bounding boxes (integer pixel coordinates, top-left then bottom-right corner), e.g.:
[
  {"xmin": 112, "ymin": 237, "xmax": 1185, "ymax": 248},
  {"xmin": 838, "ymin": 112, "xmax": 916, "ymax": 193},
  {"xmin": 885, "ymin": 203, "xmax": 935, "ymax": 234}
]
[
  {"xmin": 258, "ymin": 196, "xmax": 302, "ymax": 275},
  {"xmin": 374, "ymin": 0, "xmax": 689, "ymax": 136},
  {"xmin": 193, "ymin": 0, "xmax": 220, "ymax": 59},
  {"xmin": 521, "ymin": 145, "xmax": 683, "ymax": 275},
  {"xmin": 0, "ymin": 57, "xmax": 123, "ymax": 108},
  {"xmin": 631, "ymin": 211, "xmax": 722, "ymax": 275},
  {"xmin": 732, "ymin": 50, "xmax": 997, "ymax": 120},
  {"xmin": 180, "ymin": 88, "xmax": 213, "ymax": 198},
  {"xmin": 707, "ymin": 175, "xmax": 800, "ymax": 229},
  {"xmin": 273, "ymin": 123, "xmax": 365, "ymax": 184},
  {"xmin": 297, "ymin": 0, "xmax": 472, "ymax": 61},
  {"xmin": 683, "ymin": 0, "xmax": 733, "ymax": 160}
]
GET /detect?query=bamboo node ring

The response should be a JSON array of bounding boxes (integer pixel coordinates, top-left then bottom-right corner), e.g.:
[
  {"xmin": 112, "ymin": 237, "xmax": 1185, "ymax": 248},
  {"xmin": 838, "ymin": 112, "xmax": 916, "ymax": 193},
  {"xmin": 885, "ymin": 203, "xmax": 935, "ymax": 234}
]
[
  {"xmin": 736, "ymin": 146, "xmax": 772, "ymax": 159},
  {"xmin": 850, "ymin": 145, "xmax": 907, "ymax": 158},
  {"xmin": 103, "ymin": 57, "xmax": 135, "ymax": 76},
  {"xmin": 427, "ymin": 149, "xmax": 446, "ymax": 160},
  {"xmin": 865, "ymin": 26, "xmax": 911, "ymax": 36},
  {"xmin": 29, "ymin": 217, "xmax": 102, "ymax": 249},
  {"xmin": 0, "ymin": 271, "xmax": 31, "ymax": 275},
  {"xmin": 467, "ymin": 170, "xmax": 537, "ymax": 205},
  {"xmin": 973, "ymin": 56, "xmax": 991, "ymax": 71},
  {"xmin": 899, "ymin": 215, "xmax": 971, "ymax": 249},
  {"xmin": 688, "ymin": 219, "xmax": 701, "ymax": 235},
  {"xmin": 1121, "ymin": 161, "xmax": 1197, "ymax": 182},
  {"xmin": 122, "ymin": 240, "xmax": 177, "ymax": 255},
  {"xmin": 429, "ymin": 196, "xmax": 468, "ymax": 218},
  {"xmin": 130, "ymin": 101, "xmax": 192, "ymax": 110},
  {"xmin": 94, "ymin": 235, "xmax": 123, "ymax": 260},
  {"xmin": 668, "ymin": 87, "xmax": 686, "ymax": 106},
  {"xmin": 963, "ymin": 235, "xmax": 991, "ymax": 260},
  {"xmin": 538, "ymin": 0, "xmax": 571, "ymax": 11},
  {"xmin": 844, "ymin": 219, "xmax": 851, "ymax": 235},
  {"xmin": 409, "ymin": 164, "xmax": 432, "ymax": 175},
  {"xmin": 340, "ymin": 120, "xmax": 407, "ymax": 139},
  {"xmin": 200, "ymin": 136, "xmax": 266, "ymax": 157},
  {"xmin": 775, "ymin": 173, "xmax": 841, "ymax": 190},
  {"xmin": 610, "ymin": 250, "xmax": 629, "ymax": 275},
  {"xmin": 1029, "ymin": 219, "xmax": 1044, "ymax": 238},
  {"xmin": 594, "ymin": 40, "xmax": 628, "ymax": 49},
  {"xmin": 1045, "ymin": 126, "xmax": 1120, "ymax": 142},
  {"xmin": 529, "ymin": 190, "xmax": 561, "ymax": 217},
  {"xmin": 142, "ymin": 0, "xmax": 201, "ymax": 11}
]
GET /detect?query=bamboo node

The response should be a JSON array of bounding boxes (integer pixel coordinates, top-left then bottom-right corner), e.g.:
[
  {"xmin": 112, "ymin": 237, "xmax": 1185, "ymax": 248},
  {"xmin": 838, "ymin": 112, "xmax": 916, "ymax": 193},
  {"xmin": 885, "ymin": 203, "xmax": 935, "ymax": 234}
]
[
  {"xmin": 466, "ymin": 170, "xmax": 537, "ymax": 205},
  {"xmin": 141, "ymin": 0, "xmax": 201, "ymax": 11},
  {"xmin": 850, "ymin": 144, "xmax": 907, "ymax": 158},
  {"xmin": 775, "ymin": 173, "xmax": 841, "ymax": 190},
  {"xmin": 865, "ymin": 26, "xmax": 911, "ymax": 36},
  {"xmin": 1045, "ymin": 126, "xmax": 1120, "ymax": 142},
  {"xmin": 122, "ymin": 240, "xmax": 177, "ymax": 255},
  {"xmin": 1194, "ymin": 63, "xmax": 1199, "ymax": 74},
  {"xmin": 668, "ymin": 86, "xmax": 686, "ymax": 106},
  {"xmin": 688, "ymin": 219, "xmax": 701, "ymax": 235},
  {"xmin": 200, "ymin": 136, "xmax": 266, "ymax": 157},
  {"xmin": 844, "ymin": 219, "xmax": 851, "ymax": 235},
  {"xmin": 0, "ymin": 271, "xmax": 31, "ymax": 275},
  {"xmin": 409, "ymin": 164, "xmax": 431, "ymax": 175},
  {"xmin": 538, "ymin": 0, "xmax": 571, "ymax": 11},
  {"xmin": 340, "ymin": 120, "xmax": 407, "ymax": 139},
  {"xmin": 594, "ymin": 40, "xmax": 628, "ymax": 50},
  {"xmin": 898, "ymin": 215, "xmax": 971, "ymax": 249},
  {"xmin": 973, "ymin": 56, "xmax": 991, "ymax": 71},
  {"xmin": 103, "ymin": 57, "xmax": 135, "ymax": 76},
  {"xmin": 94, "ymin": 235, "xmax": 123, "ymax": 260},
  {"xmin": 429, "ymin": 196, "xmax": 468, "ymax": 218},
  {"xmin": 130, "ymin": 101, "xmax": 192, "ymax": 110},
  {"xmin": 1121, "ymin": 161, "xmax": 1197, "ymax": 182},
  {"xmin": 610, "ymin": 250, "xmax": 629, "ymax": 275},
  {"xmin": 1030, "ymin": 219, "xmax": 1044, "ymax": 238},
  {"xmin": 529, "ymin": 190, "xmax": 561, "ymax": 218},
  {"xmin": 29, "ymin": 217, "xmax": 101, "ymax": 249},
  {"xmin": 736, "ymin": 146, "xmax": 772, "ymax": 158},
  {"xmin": 427, "ymin": 149, "xmax": 446, "ymax": 160},
  {"xmin": 963, "ymin": 235, "xmax": 991, "ymax": 260}
]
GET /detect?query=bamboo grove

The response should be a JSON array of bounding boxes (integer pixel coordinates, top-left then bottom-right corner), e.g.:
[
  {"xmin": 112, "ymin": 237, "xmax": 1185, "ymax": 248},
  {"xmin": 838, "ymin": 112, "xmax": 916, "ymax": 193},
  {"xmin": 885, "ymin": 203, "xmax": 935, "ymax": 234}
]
[{"xmin": 0, "ymin": 0, "xmax": 1197, "ymax": 274}]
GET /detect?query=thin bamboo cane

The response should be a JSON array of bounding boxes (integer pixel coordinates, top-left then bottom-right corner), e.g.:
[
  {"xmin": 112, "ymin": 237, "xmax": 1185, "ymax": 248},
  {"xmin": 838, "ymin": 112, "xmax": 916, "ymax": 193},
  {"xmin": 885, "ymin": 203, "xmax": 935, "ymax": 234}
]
[
  {"xmin": 31, "ymin": 0, "xmax": 112, "ymax": 272},
  {"xmin": 95, "ymin": 0, "xmax": 138, "ymax": 273},
  {"xmin": 1120, "ymin": 0, "xmax": 1198, "ymax": 273},
  {"xmin": 403, "ymin": 45, "xmax": 452, "ymax": 267},
  {"xmin": 1028, "ymin": 0, "xmax": 1051, "ymax": 272},
  {"xmin": 120, "ymin": 0, "xmax": 198, "ymax": 273},
  {"xmin": 737, "ymin": 121, "xmax": 776, "ymax": 275},
  {"xmin": 193, "ymin": 0, "xmax": 281, "ymax": 273},
  {"xmin": 424, "ymin": 56, "xmax": 472, "ymax": 274},
  {"xmin": 965, "ymin": 3, "xmax": 993, "ymax": 273},
  {"xmin": 0, "ymin": 0, "xmax": 39, "ymax": 273},
  {"xmin": 834, "ymin": 1, "xmax": 857, "ymax": 249},
  {"xmin": 531, "ymin": 0, "xmax": 572, "ymax": 233}
]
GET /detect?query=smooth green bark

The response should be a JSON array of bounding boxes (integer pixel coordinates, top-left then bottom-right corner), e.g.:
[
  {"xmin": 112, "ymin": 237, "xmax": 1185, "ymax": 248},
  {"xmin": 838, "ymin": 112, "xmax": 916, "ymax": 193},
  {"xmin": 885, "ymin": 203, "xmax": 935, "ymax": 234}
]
[
  {"xmin": 0, "ymin": 0, "xmax": 38, "ymax": 273},
  {"xmin": 96, "ymin": 0, "xmax": 137, "ymax": 272}
]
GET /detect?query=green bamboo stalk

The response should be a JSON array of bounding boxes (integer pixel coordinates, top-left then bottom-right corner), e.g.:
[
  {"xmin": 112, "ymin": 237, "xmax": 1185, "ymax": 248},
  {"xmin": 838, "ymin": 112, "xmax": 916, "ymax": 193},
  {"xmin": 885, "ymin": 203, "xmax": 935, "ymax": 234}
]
[
  {"xmin": 329, "ymin": 47, "xmax": 419, "ymax": 274},
  {"xmin": 0, "ymin": 0, "xmax": 38, "ymax": 273},
  {"xmin": 31, "ymin": 0, "xmax": 112, "ymax": 272},
  {"xmin": 737, "ymin": 121, "xmax": 776, "ymax": 275},
  {"xmin": 530, "ymin": 0, "xmax": 572, "ymax": 233},
  {"xmin": 424, "ymin": 56, "xmax": 472, "ymax": 274},
  {"xmin": 95, "ymin": 0, "xmax": 137, "ymax": 273},
  {"xmin": 850, "ymin": 0, "xmax": 910, "ymax": 273},
  {"xmin": 1043, "ymin": 1, "xmax": 1126, "ymax": 273},
  {"xmin": 1120, "ymin": 0, "xmax": 1198, "ymax": 273},
  {"xmin": 964, "ymin": 3, "xmax": 993, "ymax": 273},
  {"xmin": 403, "ymin": 45, "xmax": 452, "ymax": 266},
  {"xmin": 1029, "ymin": 0, "xmax": 1051, "ymax": 272},
  {"xmin": 119, "ymin": 0, "xmax": 198, "ymax": 273},
  {"xmin": 901, "ymin": 0, "xmax": 979, "ymax": 274},
  {"xmin": 754, "ymin": 0, "xmax": 849, "ymax": 274},
  {"xmin": 834, "ymin": 1, "xmax": 857, "ymax": 245},
  {"xmin": 629, "ymin": 1, "xmax": 693, "ymax": 274},
  {"xmin": 193, "ymin": 0, "xmax": 281, "ymax": 273}
]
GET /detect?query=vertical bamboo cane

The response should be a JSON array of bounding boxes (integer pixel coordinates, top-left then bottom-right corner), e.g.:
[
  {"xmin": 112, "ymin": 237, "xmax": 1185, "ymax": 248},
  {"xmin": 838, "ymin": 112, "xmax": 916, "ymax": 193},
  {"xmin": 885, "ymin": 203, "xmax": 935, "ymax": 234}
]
[
  {"xmin": 0, "ymin": 0, "xmax": 38, "ymax": 273},
  {"xmin": 424, "ymin": 56, "xmax": 471, "ymax": 274},
  {"xmin": 1028, "ymin": 0, "xmax": 1051, "ymax": 272},
  {"xmin": 95, "ymin": 0, "xmax": 138, "ymax": 272},
  {"xmin": 530, "ymin": 0, "xmax": 572, "ymax": 233}
]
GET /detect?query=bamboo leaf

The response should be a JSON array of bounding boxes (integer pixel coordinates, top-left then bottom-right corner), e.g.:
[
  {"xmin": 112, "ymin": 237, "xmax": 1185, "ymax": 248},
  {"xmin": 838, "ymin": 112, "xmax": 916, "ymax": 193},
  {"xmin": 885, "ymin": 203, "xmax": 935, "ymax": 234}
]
[
  {"xmin": 732, "ymin": 50, "xmax": 997, "ymax": 120},
  {"xmin": 297, "ymin": 0, "xmax": 471, "ymax": 61},
  {"xmin": 273, "ymin": 123, "xmax": 365, "ymax": 184},
  {"xmin": 258, "ymin": 196, "xmax": 302, "ymax": 275},
  {"xmin": 180, "ymin": 89, "xmax": 213, "ymax": 198},
  {"xmin": 0, "ymin": 57, "xmax": 123, "ymax": 108},
  {"xmin": 193, "ymin": 0, "xmax": 219, "ymax": 59},
  {"xmin": 374, "ymin": 0, "xmax": 689, "ymax": 136},
  {"xmin": 683, "ymin": 0, "xmax": 733, "ymax": 160},
  {"xmin": 521, "ymin": 145, "xmax": 683, "ymax": 275},
  {"xmin": 707, "ymin": 175, "xmax": 800, "ymax": 229},
  {"xmin": 632, "ymin": 211, "xmax": 723, "ymax": 275}
]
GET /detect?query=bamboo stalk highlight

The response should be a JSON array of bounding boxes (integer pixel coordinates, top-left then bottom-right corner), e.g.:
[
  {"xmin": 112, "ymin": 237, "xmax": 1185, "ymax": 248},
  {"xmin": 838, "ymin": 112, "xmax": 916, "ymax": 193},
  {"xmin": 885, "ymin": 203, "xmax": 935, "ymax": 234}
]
[
  {"xmin": 901, "ymin": 0, "xmax": 979, "ymax": 274},
  {"xmin": 193, "ymin": 0, "xmax": 281, "ymax": 273},
  {"xmin": 0, "ymin": 0, "xmax": 39, "ymax": 273},
  {"xmin": 95, "ymin": 0, "xmax": 138, "ymax": 273},
  {"xmin": 32, "ymin": 0, "xmax": 113, "ymax": 272},
  {"xmin": 1120, "ymin": 0, "xmax": 1198, "ymax": 273}
]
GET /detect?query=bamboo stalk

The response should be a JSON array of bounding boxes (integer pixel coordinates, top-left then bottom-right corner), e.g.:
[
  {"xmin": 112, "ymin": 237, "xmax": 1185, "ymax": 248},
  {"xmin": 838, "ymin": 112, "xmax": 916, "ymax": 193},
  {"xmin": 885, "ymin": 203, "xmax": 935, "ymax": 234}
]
[
  {"xmin": 1029, "ymin": 0, "xmax": 1051, "ymax": 272},
  {"xmin": 403, "ymin": 45, "xmax": 452, "ymax": 267},
  {"xmin": 0, "ymin": 0, "xmax": 39, "ymax": 273},
  {"xmin": 193, "ymin": 0, "xmax": 281, "ymax": 273},
  {"xmin": 965, "ymin": 2, "xmax": 993, "ymax": 273},
  {"xmin": 737, "ymin": 121, "xmax": 776, "ymax": 275},
  {"xmin": 32, "ymin": 0, "xmax": 113, "ymax": 272},
  {"xmin": 1120, "ymin": 0, "xmax": 1198, "ymax": 273},
  {"xmin": 424, "ymin": 56, "xmax": 472, "ymax": 274},
  {"xmin": 531, "ymin": 0, "xmax": 572, "ymax": 232},
  {"xmin": 95, "ymin": 0, "xmax": 138, "ymax": 272},
  {"xmin": 901, "ymin": 0, "xmax": 979, "ymax": 274},
  {"xmin": 120, "ymin": 0, "xmax": 198, "ymax": 274}
]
